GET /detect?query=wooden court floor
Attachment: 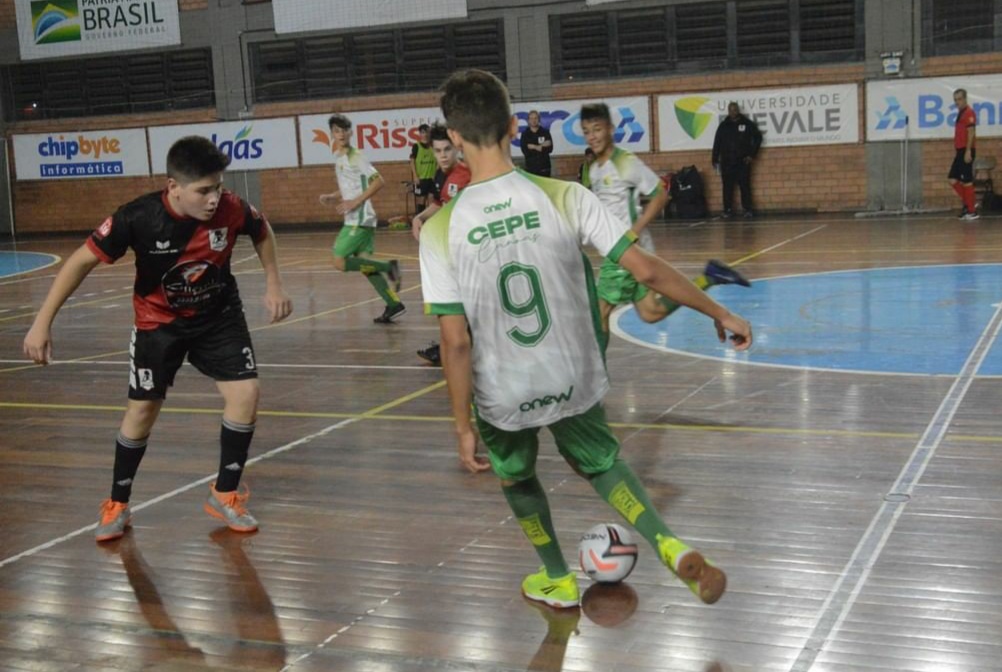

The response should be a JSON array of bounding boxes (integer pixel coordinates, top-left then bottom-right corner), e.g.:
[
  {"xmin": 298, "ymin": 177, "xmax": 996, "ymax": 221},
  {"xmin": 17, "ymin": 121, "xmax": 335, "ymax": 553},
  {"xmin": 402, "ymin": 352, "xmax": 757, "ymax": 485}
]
[{"xmin": 1, "ymin": 213, "xmax": 1002, "ymax": 672}]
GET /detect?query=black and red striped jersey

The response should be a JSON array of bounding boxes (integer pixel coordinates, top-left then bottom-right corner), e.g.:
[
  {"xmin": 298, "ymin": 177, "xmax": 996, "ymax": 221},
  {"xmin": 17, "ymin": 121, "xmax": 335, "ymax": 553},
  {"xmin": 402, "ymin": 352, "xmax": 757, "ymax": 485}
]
[{"xmin": 86, "ymin": 189, "xmax": 269, "ymax": 330}]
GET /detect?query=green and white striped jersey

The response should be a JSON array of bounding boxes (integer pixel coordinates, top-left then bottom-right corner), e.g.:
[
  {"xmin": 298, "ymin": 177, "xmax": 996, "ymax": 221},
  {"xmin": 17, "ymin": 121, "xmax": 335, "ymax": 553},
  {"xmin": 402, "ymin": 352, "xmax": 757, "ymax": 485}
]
[
  {"xmin": 582, "ymin": 147, "xmax": 662, "ymax": 252},
  {"xmin": 334, "ymin": 147, "xmax": 380, "ymax": 228},
  {"xmin": 420, "ymin": 169, "xmax": 637, "ymax": 431}
]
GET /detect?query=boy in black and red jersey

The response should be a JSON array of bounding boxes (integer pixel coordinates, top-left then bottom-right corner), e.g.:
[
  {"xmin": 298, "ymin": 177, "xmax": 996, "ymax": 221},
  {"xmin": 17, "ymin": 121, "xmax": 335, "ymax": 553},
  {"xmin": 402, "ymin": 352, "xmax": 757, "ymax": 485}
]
[{"xmin": 23, "ymin": 136, "xmax": 293, "ymax": 542}]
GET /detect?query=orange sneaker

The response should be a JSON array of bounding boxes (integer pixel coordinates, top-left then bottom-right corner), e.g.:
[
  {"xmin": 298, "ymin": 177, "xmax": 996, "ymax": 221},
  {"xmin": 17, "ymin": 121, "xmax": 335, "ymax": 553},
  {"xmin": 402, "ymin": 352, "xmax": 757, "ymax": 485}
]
[
  {"xmin": 204, "ymin": 483, "xmax": 258, "ymax": 533},
  {"xmin": 95, "ymin": 499, "xmax": 131, "ymax": 542}
]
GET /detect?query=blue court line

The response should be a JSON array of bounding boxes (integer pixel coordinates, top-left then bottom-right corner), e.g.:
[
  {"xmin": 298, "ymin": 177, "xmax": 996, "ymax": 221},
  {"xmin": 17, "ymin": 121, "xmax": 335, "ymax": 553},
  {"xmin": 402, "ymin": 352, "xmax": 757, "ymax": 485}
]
[
  {"xmin": 613, "ymin": 263, "xmax": 1002, "ymax": 377},
  {"xmin": 0, "ymin": 252, "xmax": 61, "ymax": 279}
]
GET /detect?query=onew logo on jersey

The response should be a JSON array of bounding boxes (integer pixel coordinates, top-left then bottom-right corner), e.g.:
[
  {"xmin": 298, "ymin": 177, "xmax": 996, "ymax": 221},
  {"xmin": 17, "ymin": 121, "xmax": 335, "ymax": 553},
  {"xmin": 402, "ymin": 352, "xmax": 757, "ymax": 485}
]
[
  {"xmin": 483, "ymin": 198, "xmax": 512, "ymax": 213},
  {"xmin": 208, "ymin": 228, "xmax": 228, "ymax": 251}
]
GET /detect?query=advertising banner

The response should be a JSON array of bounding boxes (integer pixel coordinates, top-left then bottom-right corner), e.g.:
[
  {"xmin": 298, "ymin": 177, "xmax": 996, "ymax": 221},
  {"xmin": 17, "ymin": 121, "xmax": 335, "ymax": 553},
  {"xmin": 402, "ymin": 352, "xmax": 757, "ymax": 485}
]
[
  {"xmin": 299, "ymin": 109, "xmax": 442, "ymax": 165},
  {"xmin": 273, "ymin": 0, "xmax": 466, "ymax": 34},
  {"xmin": 13, "ymin": 128, "xmax": 150, "ymax": 181},
  {"xmin": 658, "ymin": 85, "xmax": 859, "ymax": 151},
  {"xmin": 866, "ymin": 74, "xmax": 1002, "ymax": 142},
  {"xmin": 512, "ymin": 98, "xmax": 651, "ymax": 156},
  {"xmin": 148, "ymin": 119, "xmax": 299, "ymax": 174},
  {"xmin": 15, "ymin": 0, "xmax": 181, "ymax": 61},
  {"xmin": 300, "ymin": 98, "xmax": 651, "ymax": 165}
]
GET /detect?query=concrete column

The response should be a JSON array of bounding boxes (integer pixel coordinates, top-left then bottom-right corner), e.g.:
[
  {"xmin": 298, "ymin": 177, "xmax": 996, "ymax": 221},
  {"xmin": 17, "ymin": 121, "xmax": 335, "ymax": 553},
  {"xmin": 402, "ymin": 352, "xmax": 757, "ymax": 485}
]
[{"xmin": 865, "ymin": 0, "xmax": 924, "ymax": 211}]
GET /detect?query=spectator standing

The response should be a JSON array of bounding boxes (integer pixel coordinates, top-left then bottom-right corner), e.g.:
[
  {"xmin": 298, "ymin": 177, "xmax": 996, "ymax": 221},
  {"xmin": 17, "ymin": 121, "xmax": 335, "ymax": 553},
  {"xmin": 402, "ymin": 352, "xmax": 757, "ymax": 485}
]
[
  {"xmin": 712, "ymin": 102, "xmax": 762, "ymax": 219},
  {"xmin": 520, "ymin": 110, "xmax": 554, "ymax": 177}
]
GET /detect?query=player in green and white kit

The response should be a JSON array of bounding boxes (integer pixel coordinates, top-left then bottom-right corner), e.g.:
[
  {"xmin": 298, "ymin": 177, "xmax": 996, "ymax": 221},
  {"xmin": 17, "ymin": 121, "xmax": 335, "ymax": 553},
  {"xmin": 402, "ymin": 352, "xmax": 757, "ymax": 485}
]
[
  {"xmin": 319, "ymin": 114, "xmax": 405, "ymax": 324},
  {"xmin": 421, "ymin": 70, "xmax": 753, "ymax": 609},
  {"xmin": 580, "ymin": 103, "xmax": 749, "ymax": 350}
]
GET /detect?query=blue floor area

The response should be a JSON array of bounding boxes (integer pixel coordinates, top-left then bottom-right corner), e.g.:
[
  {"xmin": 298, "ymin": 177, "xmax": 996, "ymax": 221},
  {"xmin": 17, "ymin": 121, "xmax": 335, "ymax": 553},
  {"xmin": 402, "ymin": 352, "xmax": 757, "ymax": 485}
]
[
  {"xmin": 0, "ymin": 252, "xmax": 59, "ymax": 279},
  {"xmin": 0, "ymin": 251, "xmax": 59, "ymax": 276},
  {"xmin": 614, "ymin": 264, "xmax": 1002, "ymax": 376}
]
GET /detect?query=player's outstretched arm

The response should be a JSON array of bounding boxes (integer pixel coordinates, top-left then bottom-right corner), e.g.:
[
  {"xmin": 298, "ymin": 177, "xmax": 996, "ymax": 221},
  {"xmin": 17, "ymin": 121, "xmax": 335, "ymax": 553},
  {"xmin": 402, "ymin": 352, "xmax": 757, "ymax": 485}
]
[
  {"xmin": 253, "ymin": 222, "xmax": 293, "ymax": 324},
  {"xmin": 23, "ymin": 244, "xmax": 102, "ymax": 365},
  {"xmin": 439, "ymin": 314, "xmax": 490, "ymax": 473},
  {"xmin": 618, "ymin": 245, "xmax": 752, "ymax": 350}
]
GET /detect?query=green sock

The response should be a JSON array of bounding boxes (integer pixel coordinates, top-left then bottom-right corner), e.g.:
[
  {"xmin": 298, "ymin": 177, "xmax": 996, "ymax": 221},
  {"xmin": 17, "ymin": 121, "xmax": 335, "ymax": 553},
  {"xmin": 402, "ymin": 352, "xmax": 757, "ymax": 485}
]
[
  {"xmin": 657, "ymin": 273, "xmax": 713, "ymax": 316},
  {"xmin": 345, "ymin": 256, "xmax": 392, "ymax": 274},
  {"xmin": 365, "ymin": 272, "xmax": 401, "ymax": 307},
  {"xmin": 503, "ymin": 477, "xmax": 570, "ymax": 578},
  {"xmin": 597, "ymin": 329, "xmax": 610, "ymax": 355},
  {"xmin": 589, "ymin": 458, "xmax": 675, "ymax": 552}
]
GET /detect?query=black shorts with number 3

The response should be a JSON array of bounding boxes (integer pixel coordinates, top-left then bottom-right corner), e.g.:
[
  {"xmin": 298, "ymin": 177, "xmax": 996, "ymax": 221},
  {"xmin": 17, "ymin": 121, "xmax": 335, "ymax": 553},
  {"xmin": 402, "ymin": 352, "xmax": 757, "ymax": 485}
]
[
  {"xmin": 948, "ymin": 148, "xmax": 976, "ymax": 183},
  {"xmin": 128, "ymin": 306, "xmax": 257, "ymax": 400}
]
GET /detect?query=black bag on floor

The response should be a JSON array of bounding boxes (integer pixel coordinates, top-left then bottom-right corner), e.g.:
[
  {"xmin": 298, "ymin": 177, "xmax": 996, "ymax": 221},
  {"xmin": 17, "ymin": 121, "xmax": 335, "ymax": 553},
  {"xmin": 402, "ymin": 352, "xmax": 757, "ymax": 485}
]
[{"xmin": 668, "ymin": 165, "xmax": 707, "ymax": 219}]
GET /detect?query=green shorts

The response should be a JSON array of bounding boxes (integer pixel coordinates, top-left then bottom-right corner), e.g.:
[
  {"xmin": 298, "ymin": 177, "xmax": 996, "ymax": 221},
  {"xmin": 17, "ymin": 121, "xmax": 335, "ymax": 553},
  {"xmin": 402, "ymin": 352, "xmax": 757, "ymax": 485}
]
[
  {"xmin": 333, "ymin": 225, "xmax": 375, "ymax": 258},
  {"xmin": 476, "ymin": 403, "xmax": 621, "ymax": 481},
  {"xmin": 597, "ymin": 258, "xmax": 648, "ymax": 305}
]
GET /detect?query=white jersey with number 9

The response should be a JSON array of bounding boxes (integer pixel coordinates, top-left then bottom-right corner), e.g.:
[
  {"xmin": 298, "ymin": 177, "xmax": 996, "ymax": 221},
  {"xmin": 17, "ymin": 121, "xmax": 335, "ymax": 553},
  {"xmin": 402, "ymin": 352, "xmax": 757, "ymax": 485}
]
[{"xmin": 420, "ymin": 169, "xmax": 635, "ymax": 431}]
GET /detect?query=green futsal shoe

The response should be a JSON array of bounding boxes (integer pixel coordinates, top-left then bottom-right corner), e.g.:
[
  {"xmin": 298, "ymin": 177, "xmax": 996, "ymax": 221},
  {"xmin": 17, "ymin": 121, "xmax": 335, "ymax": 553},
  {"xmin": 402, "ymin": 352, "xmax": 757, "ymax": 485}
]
[
  {"xmin": 656, "ymin": 533, "xmax": 727, "ymax": 605},
  {"xmin": 522, "ymin": 567, "xmax": 580, "ymax": 608}
]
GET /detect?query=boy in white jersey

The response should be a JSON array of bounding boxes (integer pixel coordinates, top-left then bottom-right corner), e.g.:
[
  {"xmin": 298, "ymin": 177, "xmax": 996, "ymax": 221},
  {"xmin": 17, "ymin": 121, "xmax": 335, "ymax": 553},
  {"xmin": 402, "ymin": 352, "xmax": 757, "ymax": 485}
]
[
  {"xmin": 580, "ymin": 103, "xmax": 750, "ymax": 350},
  {"xmin": 319, "ymin": 114, "xmax": 405, "ymax": 324},
  {"xmin": 420, "ymin": 70, "xmax": 753, "ymax": 609}
]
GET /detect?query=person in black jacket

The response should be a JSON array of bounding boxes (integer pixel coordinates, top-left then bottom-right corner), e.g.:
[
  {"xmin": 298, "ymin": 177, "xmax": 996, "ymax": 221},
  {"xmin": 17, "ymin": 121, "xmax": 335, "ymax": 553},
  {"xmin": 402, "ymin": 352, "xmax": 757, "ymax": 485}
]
[
  {"xmin": 520, "ymin": 110, "xmax": 554, "ymax": 176},
  {"xmin": 712, "ymin": 102, "xmax": 763, "ymax": 219}
]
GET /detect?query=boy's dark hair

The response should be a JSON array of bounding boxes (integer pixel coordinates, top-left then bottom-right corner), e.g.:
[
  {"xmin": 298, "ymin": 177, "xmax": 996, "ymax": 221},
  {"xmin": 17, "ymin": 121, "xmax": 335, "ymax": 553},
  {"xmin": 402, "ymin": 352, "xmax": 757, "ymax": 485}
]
[
  {"xmin": 328, "ymin": 113, "xmax": 352, "ymax": 131},
  {"xmin": 580, "ymin": 103, "xmax": 612, "ymax": 125},
  {"xmin": 166, "ymin": 136, "xmax": 230, "ymax": 183},
  {"xmin": 418, "ymin": 123, "xmax": 431, "ymax": 132},
  {"xmin": 429, "ymin": 122, "xmax": 451, "ymax": 144},
  {"xmin": 440, "ymin": 69, "xmax": 511, "ymax": 147}
]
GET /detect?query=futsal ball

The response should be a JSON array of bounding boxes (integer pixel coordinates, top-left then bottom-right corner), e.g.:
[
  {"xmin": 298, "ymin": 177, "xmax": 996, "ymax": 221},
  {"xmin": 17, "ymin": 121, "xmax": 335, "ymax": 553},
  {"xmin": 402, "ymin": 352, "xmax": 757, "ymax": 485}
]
[{"xmin": 578, "ymin": 523, "xmax": 639, "ymax": 583}]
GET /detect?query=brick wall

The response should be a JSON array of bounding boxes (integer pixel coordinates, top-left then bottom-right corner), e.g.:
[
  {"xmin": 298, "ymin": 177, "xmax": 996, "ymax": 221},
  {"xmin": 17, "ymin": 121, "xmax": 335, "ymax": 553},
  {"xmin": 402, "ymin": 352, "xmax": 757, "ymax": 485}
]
[{"xmin": 0, "ymin": 0, "xmax": 14, "ymax": 30}]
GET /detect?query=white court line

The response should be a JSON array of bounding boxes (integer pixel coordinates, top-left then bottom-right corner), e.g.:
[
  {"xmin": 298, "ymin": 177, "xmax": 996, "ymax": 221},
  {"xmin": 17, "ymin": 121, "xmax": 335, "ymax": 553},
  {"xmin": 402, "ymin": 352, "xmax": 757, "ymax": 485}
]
[
  {"xmin": 788, "ymin": 300, "xmax": 1002, "ymax": 672},
  {"xmin": 0, "ymin": 359, "xmax": 433, "ymax": 371},
  {"xmin": 0, "ymin": 417, "xmax": 359, "ymax": 570}
]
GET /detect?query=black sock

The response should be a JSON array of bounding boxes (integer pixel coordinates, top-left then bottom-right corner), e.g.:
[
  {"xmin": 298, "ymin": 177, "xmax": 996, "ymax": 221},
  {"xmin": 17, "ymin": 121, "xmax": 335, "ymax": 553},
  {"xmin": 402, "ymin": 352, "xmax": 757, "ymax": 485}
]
[
  {"xmin": 111, "ymin": 433, "xmax": 148, "ymax": 503},
  {"xmin": 216, "ymin": 418, "xmax": 255, "ymax": 492}
]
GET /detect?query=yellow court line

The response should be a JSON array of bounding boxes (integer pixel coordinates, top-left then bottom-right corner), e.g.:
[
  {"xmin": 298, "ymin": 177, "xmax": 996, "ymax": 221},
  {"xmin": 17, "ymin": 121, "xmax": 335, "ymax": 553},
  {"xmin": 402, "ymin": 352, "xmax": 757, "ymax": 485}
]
[
  {"xmin": 0, "ymin": 291, "xmax": 134, "ymax": 324},
  {"xmin": 252, "ymin": 280, "xmax": 420, "ymax": 330},
  {"xmin": 6, "ymin": 399, "xmax": 998, "ymax": 443},
  {"xmin": 0, "ymin": 283, "xmax": 425, "ymax": 374}
]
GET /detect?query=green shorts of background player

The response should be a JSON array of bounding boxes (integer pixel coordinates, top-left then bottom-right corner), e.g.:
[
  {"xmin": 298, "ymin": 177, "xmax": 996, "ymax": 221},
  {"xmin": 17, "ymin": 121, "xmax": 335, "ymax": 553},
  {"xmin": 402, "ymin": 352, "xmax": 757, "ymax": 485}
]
[
  {"xmin": 596, "ymin": 257, "xmax": 751, "ymax": 352},
  {"xmin": 330, "ymin": 225, "xmax": 405, "ymax": 324},
  {"xmin": 476, "ymin": 403, "xmax": 727, "ymax": 608}
]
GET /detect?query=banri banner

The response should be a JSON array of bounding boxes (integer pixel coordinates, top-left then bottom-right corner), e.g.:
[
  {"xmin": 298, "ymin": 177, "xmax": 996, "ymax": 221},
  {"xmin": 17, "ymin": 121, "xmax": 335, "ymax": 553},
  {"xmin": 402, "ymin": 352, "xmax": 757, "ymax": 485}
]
[
  {"xmin": 658, "ymin": 85, "xmax": 859, "ymax": 151},
  {"xmin": 148, "ymin": 120, "xmax": 299, "ymax": 174},
  {"xmin": 12, "ymin": 128, "xmax": 150, "ymax": 181},
  {"xmin": 866, "ymin": 74, "xmax": 1002, "ymax": 142},
  {"xmin": 16, "ymin": 0, "xmax": 181, "ymax": 61}
]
